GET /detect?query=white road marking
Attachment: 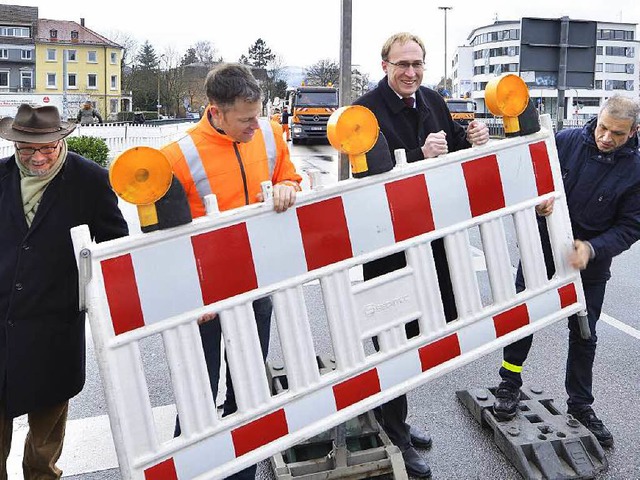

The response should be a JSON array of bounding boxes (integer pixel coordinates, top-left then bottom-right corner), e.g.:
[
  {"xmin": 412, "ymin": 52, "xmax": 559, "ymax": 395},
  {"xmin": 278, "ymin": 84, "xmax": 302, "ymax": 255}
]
[
  {"xmin": 8, "ymin": 404, "xmax": 177, "ymax": 478},
  {"xmin": 601, "ymin": 313, "xmax": 640, "ymax": 340}
]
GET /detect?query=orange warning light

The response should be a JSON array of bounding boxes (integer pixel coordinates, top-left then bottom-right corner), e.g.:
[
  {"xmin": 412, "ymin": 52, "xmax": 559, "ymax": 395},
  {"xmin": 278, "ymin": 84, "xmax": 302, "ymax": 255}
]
[{"xmin": 327, "ymin": 105, "xmax": 379, "ymax": 174}]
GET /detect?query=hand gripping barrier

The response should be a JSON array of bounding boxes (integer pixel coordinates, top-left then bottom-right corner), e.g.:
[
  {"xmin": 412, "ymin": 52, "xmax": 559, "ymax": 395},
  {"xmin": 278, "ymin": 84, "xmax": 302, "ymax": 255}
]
[{"xmin": 71, "ymin": 115, "xmax": 585, "ymax": 479}]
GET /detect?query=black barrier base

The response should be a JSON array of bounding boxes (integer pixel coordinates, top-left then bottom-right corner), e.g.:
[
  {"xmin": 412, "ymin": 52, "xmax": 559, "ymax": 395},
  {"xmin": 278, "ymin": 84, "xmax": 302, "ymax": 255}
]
[
  {"xmin": 456, "ymin": 386, "xmax": 608, "ymax": 480},
  {"xmin": 267, "ymin": 356, "xmax": 407, "ymax": 479}
]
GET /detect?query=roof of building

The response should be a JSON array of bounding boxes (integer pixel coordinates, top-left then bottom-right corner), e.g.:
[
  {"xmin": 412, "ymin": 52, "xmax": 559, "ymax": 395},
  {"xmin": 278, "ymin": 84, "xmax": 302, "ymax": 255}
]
[
  {"xmin": 0, "ymin": 4, "xmax": 38, "ymax": 25},
  {"xmin": 35, "ymin": 19, "xmax": 122, "ymax": 48}
]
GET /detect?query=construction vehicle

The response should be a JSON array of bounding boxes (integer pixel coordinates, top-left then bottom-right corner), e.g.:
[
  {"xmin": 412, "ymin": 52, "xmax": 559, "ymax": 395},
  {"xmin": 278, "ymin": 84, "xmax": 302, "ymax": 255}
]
[
  {"xmin": 445, "ymin": 98, "xmax": 476, "ymax": 126},
  {"xmin": 286, "ymin": 85, "xmax": 339, "ymax": 144}
]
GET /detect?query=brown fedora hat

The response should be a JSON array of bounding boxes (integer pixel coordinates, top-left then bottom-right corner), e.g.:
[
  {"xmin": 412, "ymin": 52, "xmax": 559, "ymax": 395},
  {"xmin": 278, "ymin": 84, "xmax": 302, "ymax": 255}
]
[{"xmin": 0, "ymin": 104, "xmax": 76, "ymax": 143}]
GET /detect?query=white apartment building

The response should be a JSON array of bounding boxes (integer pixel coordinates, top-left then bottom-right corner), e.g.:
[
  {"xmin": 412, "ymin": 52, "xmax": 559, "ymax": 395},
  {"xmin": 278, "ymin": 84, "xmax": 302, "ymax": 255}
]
[{"xmin": 452, "ymin": 19, "xmax": 639, "ymax": 120}]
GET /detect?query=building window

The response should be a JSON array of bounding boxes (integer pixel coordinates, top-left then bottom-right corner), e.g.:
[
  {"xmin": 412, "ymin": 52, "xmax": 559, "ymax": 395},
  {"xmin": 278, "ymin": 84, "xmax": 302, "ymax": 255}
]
[
  {"xmin": 21, "ymin": 49, "xmax": 32, "ymax": 60},
  {"xmin": 110, "ymin": 52, "xmax": 117, "ymax": 64},
  {"xmin": 20, "ymin": 71, "xmax": 32, "ymax": 89},
  {"xmin": 598, "ymin": 29, "xmax": 634, "ymax": 41},
  {"xmin": 71, "ymin": 30, "xmax": 79, "ymax": 40},
  {"xmin": 87, "ymin": 51, "xmax": 97, "ymax": 63},
  {"xmin": 0, "ymin": 26, "xmax": 30, "ymax": 37},
  {"xmin": 88, "ymin": 73, "xmax": 97, "ymax": 88},
  {"xmin": 595, "ymin": 80, "xmax": 602, "ymax": 89},
  {"xmin": 111, "ymin": 75, "xmax": 118, "ymax": 89},
  {"xmin": 0, "ymin": 71, "xmax": 9, "ymax": 88},
  {"xmin": 0, "ymin": 49, "xmax": 7, "ymax": 59},
  {"xmin": 110, "ymin": 98, "xmax": 118, "ymax": 114},
  {"xmin": 574, "ymin": 97, "xmax": 600, "ymax": 108},
  {"xmin": 47, "ymin": 49, "xmax": 56, "ymax": 61},
  {"xmin": 596, "ymin": 63, "xmax": 603, "ymax": 72},
  {"xmin": 47, "ymin": 73, "xmax": 56, "ymax": 88},
  {"xmin": 604, "ymin": 63, "xmax": 634, "ymax": 73},
  {"xmin": 605, "ymin": 79, "xmax": 632, "ymax": 90},
  {"xmin": 596, "ymin": 46, "xmax": 603, "ymax": 55},
  {"xmin": 67, "ymin": 50, "xmax": 77, "ymax": 61},
  {"xmin": 67, "ymin": 73, "xmax": 77, "ymax": 88},
  {"xmin": 49, "ymin": 29, "xmax": 57, "ymax": 38}
]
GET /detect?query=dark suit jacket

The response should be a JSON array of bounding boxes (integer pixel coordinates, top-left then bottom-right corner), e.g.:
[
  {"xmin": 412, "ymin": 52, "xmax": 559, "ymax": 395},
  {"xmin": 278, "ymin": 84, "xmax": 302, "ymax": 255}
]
[
  {"xmin": 354, "ymin": 77, "xmax": 473, "ymax": 322},
  {"xmin": 355, "ymin": 77, "xmax": 470, "ymax": 166},
  {"xmin": 0, "ymin": 151, "xmax": 127, "ymax": 417}
]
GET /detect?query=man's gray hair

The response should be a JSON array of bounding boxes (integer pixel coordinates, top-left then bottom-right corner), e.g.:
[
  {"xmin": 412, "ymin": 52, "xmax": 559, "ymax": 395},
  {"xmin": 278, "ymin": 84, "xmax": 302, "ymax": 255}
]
[
  {"xmin": 600, "ymin": 95, "xmax": 640, "ymax": 130},
  {"xmin": 204, "ymin": 63, "xmax": 262, "ymax": 109}
]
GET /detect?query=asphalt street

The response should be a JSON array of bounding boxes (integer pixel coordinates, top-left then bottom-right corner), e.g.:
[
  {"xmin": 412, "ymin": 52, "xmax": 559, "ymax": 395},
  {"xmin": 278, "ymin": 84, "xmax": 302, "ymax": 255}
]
[{"xmin": 11, "ymin": 140, "xmax": 638, "ymax": 479}]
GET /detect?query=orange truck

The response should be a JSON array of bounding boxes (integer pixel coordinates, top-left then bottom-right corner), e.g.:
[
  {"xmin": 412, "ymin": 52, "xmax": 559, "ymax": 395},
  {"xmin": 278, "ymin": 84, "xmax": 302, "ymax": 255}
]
[
  {"xmin": 286, "ymin": 86, "xmax": 339, "ymax": 144},
  {"xmin": 445, "ymin": 98, "xmax": 476, "ymax": 127}
]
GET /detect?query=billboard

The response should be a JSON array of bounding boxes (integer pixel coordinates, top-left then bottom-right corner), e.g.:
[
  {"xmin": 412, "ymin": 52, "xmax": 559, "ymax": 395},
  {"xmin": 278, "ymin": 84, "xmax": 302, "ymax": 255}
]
[{"xmin": 519, "ymin": 17, "xmax": 597, "ymax": 89}]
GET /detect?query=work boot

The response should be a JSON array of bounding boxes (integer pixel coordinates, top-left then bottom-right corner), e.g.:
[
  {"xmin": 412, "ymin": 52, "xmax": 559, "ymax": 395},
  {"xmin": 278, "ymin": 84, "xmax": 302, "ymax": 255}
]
[
  {"xmin": 409, "ymin": 425, "xmax": 433, "ymax": 449},
  {"xmin": 570, "ymin": 408, "xmax": 614, "ymax": 448},
  {"xmin": 493, "ymin": 382, "xmax": 520, "ymax": 420},
  {"xmin": 401, "ymin": 446, "xmax": 432, "ymax": 478}
]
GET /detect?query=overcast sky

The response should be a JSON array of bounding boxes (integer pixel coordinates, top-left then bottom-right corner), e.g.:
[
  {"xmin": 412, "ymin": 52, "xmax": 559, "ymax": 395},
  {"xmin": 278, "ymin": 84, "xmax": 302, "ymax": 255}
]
[{"xmin": 13, "ymin": 0, "xmax": 640, "ymax": 85}]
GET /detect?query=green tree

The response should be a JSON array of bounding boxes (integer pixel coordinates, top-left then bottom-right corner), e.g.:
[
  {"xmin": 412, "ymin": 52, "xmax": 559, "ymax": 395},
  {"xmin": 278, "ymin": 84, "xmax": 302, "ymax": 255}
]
[
  {"xmin": 305, "ymin": 59, "xmax": 339, "ymax": 87},
  {"xmin": 247, "ymin": 38, "xmax": 275, "ymax": 68},
  {"xmin": 238, "ymin": 54, "xmax": 250, "ymax": 65},
  {"xmin": 181, "ymin": 48, "xmax": 198, "ymax": 66},
  {"xmin": 129, "ymin": 41, "xmax": 161, "ymax": 111}
]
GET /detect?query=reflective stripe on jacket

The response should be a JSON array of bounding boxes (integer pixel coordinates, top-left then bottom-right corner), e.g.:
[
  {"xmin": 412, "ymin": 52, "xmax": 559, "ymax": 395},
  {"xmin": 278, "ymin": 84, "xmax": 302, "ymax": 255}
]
[{"xmin": 161, "ymin": 109, "xmax": 301, "ymax": 218}]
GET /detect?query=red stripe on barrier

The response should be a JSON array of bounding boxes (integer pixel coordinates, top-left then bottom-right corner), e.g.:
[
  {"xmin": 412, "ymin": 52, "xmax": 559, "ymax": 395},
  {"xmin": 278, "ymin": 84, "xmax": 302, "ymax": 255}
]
[
  {"xmin": 529, "ymin": 141, "xmax": 554, "ymax": 195},
  {"xmin": 297, "ymin": 197, "xmax": 353, "ymax": 270},
  {"xmin": 419, "ymin": 334, "xmax": 461, "ymax": 371},
  {"xmin": 558, "ymin": 283, "xmax": 577, "ymax": 308},
  {"xmin": 333, "ymin": 369, "xmax": 381, "ymax": 410},
  {"xmin": 191, "ymin": 224, "xmax": 258, "ymax": 304},
  {"xmin": 462, "ymin": 155, "xmax": 505, "ymax": 217},
  {"xmin": 101, "ymin": 254, "xmax": 145, "ymax": 335},
  {"xmin": 385, "ymin": 174, "xmax": 435, "ymax": 242},
  {"xmin": 494, "ymin": 303, "xmax": 530, "ymax": 337},
  {"xmin": 232, "ymin": 409, "xmax": 288, "ymax": 457},
  {"xmin": 144, "ymin": 457, "xmax": 178, "ymax": 480}
]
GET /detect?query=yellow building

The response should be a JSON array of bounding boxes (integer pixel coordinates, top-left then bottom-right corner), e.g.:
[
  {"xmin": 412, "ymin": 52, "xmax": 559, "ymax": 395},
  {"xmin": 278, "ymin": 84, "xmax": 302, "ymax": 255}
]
[{"xmin": 34, "ymin": 18, "xmax": 129, "ymax": 121}]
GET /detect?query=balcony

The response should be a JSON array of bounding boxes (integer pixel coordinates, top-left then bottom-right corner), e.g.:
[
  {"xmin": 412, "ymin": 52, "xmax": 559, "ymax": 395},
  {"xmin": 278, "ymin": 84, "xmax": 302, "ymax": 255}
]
[{"xmin": 0, "ymin": 86, "xmax": 34, "ymax": 93}]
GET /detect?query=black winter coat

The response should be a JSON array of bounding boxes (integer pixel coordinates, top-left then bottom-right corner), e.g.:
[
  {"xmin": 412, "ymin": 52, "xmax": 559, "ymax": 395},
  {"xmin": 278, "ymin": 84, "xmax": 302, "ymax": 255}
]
[
  {"xmin": 0, "ymin": 152, "xmax": 128, "ymax": 418},
  {"xmin": 355, "ymin": 77, "xmax": 470, "ymax": 169},
  {"xmin": 555, "ymin": 118, "xmax": 640, "ymax": 283},
  {"xmin": 354, "ymin": 78, "xmax": 473, "ymax": 321}
]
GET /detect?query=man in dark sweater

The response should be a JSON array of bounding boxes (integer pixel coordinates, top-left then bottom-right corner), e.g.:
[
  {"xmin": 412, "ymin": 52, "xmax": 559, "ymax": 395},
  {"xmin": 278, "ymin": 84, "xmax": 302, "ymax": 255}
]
[{"xmin": 354, "ymin": 32, "xmax": 489, "ymax": 478}]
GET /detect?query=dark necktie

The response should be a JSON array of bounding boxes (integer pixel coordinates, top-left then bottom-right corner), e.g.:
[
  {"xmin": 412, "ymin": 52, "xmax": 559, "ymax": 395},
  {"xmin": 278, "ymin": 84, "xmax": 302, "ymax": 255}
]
[{"xmin": 402, "ymin": 97, "xmax": 415, "ymax": 108}]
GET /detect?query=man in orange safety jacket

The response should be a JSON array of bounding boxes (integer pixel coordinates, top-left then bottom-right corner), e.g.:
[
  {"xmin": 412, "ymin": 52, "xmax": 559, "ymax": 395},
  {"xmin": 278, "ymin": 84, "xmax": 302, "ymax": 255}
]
[{"xmin": 161, "ymin": 63, "xmax": 301, "ymax": 480}]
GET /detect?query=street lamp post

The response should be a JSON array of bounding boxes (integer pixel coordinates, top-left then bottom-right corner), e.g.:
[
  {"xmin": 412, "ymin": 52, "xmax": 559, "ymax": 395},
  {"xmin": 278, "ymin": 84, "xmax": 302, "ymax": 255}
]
[
  {"xmin": 157, "ymin": 54, "xmax": 165, "ymax": 118},
  {"xmin": 439, "ymin": 6, "xmax": 452, "ymax": 94}
]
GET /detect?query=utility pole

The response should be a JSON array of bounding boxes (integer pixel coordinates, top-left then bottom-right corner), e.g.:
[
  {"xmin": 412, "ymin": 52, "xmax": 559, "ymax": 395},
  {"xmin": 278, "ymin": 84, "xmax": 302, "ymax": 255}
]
[
  {"xmin": 439, "ymin": 6, "xmax": 452, "ymax": 93},
  {"xmin": 338, "ymin": 0, "xmax": 352, "ymax": 181}
]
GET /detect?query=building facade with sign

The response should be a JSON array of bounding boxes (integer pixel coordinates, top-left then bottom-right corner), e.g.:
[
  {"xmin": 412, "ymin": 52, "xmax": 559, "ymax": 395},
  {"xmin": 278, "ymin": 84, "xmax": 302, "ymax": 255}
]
[
  {"xmin": 0, "ymin": 4, "xmax": 132, "ymax": 120},
  {"xmin": 452, "ymin": 18, "xmax": 639, "ymax": 120}
]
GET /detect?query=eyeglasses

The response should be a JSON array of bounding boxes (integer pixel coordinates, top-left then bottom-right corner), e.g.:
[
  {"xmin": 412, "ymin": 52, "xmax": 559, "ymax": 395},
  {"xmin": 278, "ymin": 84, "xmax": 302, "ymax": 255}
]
[
  {"xmin": 15, "ymin": 142, "xmax": 59, "ymax": 156},
  {"xmin": 386, "ymin": 60, "xmax": 425, "ymax": 71}
]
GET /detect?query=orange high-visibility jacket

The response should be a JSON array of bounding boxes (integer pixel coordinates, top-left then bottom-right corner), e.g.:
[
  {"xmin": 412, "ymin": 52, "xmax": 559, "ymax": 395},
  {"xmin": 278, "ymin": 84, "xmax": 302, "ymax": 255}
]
[{"xmin": 162, "ymin": 110, "xmax": 302, "ymax": 218}]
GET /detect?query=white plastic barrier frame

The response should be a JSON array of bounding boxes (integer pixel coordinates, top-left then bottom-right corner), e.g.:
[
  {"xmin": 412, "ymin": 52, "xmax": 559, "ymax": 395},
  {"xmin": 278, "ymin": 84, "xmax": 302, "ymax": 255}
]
[{"xmin": 71, "ymin": 115, "xmax": 585, "ymax": 480}]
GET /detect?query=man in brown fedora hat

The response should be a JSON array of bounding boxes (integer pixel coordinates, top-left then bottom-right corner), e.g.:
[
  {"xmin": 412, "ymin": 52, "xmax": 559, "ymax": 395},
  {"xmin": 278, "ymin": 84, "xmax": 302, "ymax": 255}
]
[{"xmin": 0, "ymin": 104, "xmax": 128, "ymax": 479}]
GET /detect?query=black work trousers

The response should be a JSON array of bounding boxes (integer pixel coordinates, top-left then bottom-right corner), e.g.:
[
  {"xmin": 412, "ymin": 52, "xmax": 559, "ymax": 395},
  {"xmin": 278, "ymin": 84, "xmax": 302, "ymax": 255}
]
[
  {"xmin": 500, "ymin": 265, "xmax": 606, "ymax": 414},
  {"xmin": 366, "ymin": 239, "xmax": 457, "ymax": 450},
  {"xmin": 175, "ymin": 297, "xmax": 272, "ymax": 479}
]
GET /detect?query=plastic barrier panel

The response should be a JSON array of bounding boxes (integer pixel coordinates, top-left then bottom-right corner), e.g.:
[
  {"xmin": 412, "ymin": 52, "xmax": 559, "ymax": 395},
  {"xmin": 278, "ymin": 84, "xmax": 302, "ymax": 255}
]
[{"xmin": 71, "ymin": 115, "xmax": 585, "ymax": 479}]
